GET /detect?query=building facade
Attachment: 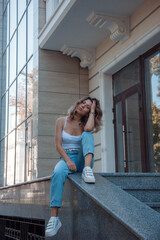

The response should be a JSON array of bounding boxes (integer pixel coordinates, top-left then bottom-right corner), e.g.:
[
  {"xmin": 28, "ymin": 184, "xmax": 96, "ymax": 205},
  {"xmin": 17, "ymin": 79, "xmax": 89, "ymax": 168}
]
[{"xmin": 0, "ymin": 0, "xmax": 160, "ymax": 187}]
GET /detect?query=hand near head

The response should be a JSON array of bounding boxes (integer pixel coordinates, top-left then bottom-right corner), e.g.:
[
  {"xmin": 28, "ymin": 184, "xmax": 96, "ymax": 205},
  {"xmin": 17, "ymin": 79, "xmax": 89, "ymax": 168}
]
[{"xmin": 91, "ymin": 99, "xmax": 96, "ymax": 112}]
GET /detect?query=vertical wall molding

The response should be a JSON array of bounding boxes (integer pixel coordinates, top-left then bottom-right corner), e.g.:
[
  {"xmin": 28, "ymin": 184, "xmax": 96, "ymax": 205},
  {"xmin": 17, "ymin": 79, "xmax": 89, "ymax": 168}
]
[{"xmin": 99, "ymin": 72, "xmax": 115, "ymax": 172}]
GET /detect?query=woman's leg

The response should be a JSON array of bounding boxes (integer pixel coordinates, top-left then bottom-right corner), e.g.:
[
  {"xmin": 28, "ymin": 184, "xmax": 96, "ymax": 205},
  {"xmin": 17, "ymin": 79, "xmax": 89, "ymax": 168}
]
[
  {"xmin": 50, "ymin": 159, "xmax": 71, "ymax": 211},
  {"xmin": 51, "ymin": 207, "xmax": 58, "ymax": 217},
  {"xmin": 84, "ymin": 153, "xmax": 93, "ymax": 167},
  {"xmin": 46, "ymin": 159, "xmax": 72, "ymax": 237},
  {"xmin": 80, "ymin": 132, "xmax": 95, "ymax": 183},
  {"xmin": 76, "ymin": 131, "xmax": 94, "ymax": 171}
]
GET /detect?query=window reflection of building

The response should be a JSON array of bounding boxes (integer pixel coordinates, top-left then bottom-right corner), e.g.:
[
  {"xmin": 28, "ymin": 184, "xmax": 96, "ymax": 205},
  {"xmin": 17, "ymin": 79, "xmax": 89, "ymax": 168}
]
[
  {"xmin": 7, "ymin": 131, "xmax": 15, "ymax": 186},
  {"xmin": 1, "ymin": 93, "xmax": 8, "ymax": 139},
  {"xmin": 17, "ymin": 69, "xmax": 26, "ymax": 125},
  {"xmin": 18, "ymin": 13, "xmax": 26, "ymax": 73},
  {"xmin": 27, "ymin": 58, "xmax": 33, "ymax": 116},
  {"xmin": 26, "ymin": 119, "xmax": 33, "ymax": 181},
  {"xmin": 9, "ymin": 33, "xmax": 16, "ymax": 85},
  {"xmin": 27, "ymin": 1, "xmax": 33, "ymax": 58},
  {"xmin": 145, "ymin": 52, "xmax": 160, "ymax": 172},
  {"xmin": 16, "ymin": 123, "xmax": 25, "ymax": 184},
  {"xmin": 9, "ymin": 81, "xmax": 16, "ymax": 132}
]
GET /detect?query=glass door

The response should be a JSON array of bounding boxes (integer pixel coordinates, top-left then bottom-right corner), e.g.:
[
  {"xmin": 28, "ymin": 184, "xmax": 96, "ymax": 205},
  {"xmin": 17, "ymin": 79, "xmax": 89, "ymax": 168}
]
[
  {"xmin": 114, "ymin": 85, "xmax": 146, "ymax": 172},
  {"xmin": 113, "ymin": 43, "xmax": 160, "ymax": 173},
  {"xmin": 125, "ymin": 92, "xmax": 142, "ymax": 172}
]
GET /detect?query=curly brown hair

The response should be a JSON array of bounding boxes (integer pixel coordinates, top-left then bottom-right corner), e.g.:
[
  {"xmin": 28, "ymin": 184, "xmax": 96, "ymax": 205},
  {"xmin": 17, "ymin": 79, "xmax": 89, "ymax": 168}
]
[{"xmin": 68, "ymin": 96, "xmax": 103, "ymax": 132}]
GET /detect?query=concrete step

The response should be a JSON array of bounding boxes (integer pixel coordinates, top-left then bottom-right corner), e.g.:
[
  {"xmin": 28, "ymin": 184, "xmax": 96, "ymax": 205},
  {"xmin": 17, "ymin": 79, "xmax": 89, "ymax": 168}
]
[
  {"xmin": 101, "ymin": 173, "xmax": 160, "ymax": 214},
  {"xmin": 145, "ymin": 202, "xmax": 160, "ymax": 213},
  {"xmin": 126, "ymin": 189, "xmax": 160, "ymax": 203},
  {"xmin": 100, "ymin": 173, "xmax": 160, "ymax": 189}
]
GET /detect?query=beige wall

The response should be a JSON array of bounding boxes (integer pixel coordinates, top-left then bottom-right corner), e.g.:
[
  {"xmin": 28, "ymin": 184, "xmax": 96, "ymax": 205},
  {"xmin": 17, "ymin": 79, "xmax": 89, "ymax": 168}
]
[
  {"xmin": 89, "ymin": 0, "xmax": 160, "ymax": 172},
  {"xmin": 37, "ymin": 50, "xmax": 89, "ymax": 177}
]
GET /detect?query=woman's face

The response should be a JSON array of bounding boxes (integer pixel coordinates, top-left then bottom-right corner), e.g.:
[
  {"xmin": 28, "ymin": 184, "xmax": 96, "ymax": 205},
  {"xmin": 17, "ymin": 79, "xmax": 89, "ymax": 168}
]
[{"xmin": 76, "ymin": 99, "xmax": 92, "ymax": 116}]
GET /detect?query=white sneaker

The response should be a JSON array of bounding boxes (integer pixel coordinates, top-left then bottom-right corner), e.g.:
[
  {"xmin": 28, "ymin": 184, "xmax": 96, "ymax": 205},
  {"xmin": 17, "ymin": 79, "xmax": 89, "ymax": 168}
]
[
  {"xmin": 82, "ymin": 166, "xmax": 95, "ymax": 183},
  {"xmin": 45, "ymin": 217, "xmax": 62, "ymax": 237}
]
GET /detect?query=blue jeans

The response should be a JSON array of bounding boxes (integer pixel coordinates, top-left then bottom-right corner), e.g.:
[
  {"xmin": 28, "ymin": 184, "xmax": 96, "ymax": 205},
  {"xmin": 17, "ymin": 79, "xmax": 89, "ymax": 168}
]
[{"xmin": 50, "ymin": 131, "xmax": 94, "ymax": 207}]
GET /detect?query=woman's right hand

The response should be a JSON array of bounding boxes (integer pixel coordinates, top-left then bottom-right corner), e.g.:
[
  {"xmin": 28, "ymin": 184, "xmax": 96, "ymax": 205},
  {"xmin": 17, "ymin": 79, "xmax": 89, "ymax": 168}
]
[
  {"xmin": 66, "ymin": 160, "xmax": 77, "ymax": 172},
  {"xmin": 91, "ymin": 99, "xmax": 96, "ymax": 112}
]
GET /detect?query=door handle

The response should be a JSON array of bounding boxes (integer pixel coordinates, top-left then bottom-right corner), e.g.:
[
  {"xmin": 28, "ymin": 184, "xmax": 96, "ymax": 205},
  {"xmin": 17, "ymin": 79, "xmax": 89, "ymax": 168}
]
[{"xmin": 122, "ymin": 125, "xmax": 127, "ymax": 168}]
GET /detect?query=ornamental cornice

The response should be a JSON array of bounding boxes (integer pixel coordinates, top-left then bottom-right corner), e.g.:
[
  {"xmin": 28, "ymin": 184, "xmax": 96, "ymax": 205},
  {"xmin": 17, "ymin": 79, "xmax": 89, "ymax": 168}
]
[
  {"xmin": 86, "ymin": 12, "xmax": 129, "ymax": 42},
  {"xmin": 61, "ymin": 45, "xmax": 95, "ymax": 68}
]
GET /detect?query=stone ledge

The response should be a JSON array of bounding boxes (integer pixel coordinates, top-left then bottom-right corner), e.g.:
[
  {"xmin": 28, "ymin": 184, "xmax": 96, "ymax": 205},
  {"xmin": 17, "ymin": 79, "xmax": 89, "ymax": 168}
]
[
  {"xmin": 68, "ymin": 173, "xmax": 160, "ymax": 240},
  {"xmin": 0, "ymin": 176, "xmax": 51, "ymax": 190}
]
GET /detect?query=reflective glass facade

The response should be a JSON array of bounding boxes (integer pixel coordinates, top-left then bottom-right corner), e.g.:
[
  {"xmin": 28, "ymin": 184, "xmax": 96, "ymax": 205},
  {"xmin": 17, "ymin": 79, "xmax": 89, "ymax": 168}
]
[
  {"xmin": 0, "ymin": 0, "xmax": 33, "ymax": 186},
  {"xmin": 145, "ymin": 50, "xmax": 160, "ymax": 172}
]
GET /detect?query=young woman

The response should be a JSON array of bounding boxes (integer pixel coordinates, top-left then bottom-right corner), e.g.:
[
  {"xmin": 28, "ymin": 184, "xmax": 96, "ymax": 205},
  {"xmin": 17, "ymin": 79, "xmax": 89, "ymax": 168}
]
[{"xmin": 45, "ymin": 96, "xmax": 103, "ymax": 237}]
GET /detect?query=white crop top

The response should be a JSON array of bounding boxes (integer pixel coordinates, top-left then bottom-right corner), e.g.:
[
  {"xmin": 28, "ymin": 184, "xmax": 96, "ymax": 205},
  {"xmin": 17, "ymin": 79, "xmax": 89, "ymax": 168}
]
[{"xmin": 62, "ymin": 117, "xmax": 82, "ymax": 149}]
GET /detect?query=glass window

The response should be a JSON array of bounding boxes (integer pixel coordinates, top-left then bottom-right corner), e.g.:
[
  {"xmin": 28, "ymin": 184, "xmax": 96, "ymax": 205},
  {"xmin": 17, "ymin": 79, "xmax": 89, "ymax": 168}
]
[
  {"xmin": 26, "ymin": 118, "xmax": 32, "ymax": 181},
  {"xmin": 4, "ymin": 137, "xmax": 8, "ymax": 186},
  {"xmin": 18, "ymin": 14, "xmax": 26, "ymax": 73},
  {"xmin": 8, "ymin": 81, "xmax": 16, "ymax": 132},
  {"xmin": 0, "ymin": 139, "xmax": 7, "ymax": 187},
  {"xmin": 18, "ymin": 0, "xmax": 26, "ymax": 23},
  {"xmin": 1, "ymin": 0, "xmax": 34, "ymax": 186},
  {"xmin": 2, "ymin": 48, "xmax": 9, "ymax": 94},
  {"xmin": 6, "ymin": 47, "xmax": 9, "ymax": 90},
  {"xmin": 17, "ymin": 68, "xmax": 26, "ymax": 125},
  {"xmin": 1, "ymin": 93, "xmax": 8, "ymax": 139},
  {"xmin": 10, "ymin": 0, "xmax": 17, "ymax": 39},
  {"xmin": 5, "ymin": 92, "xmax": 8, "ymax": 136},
  {"xmin": 16, "ymin": 123, "xmax": 25, "ymax": 183},
  {"xmin": 27, "ymin": 0, "xmax": 33, "ymax": 59},
  {"xmin": 27, "ymin": 58, "xmax": 33, "ymax": 116},
  {"xmin": 113, "ymin": 59, "xmax": 140, "ymax": 96},
  {"xmin": 1, "ymin": 53, "xmax": 7, "ymax": 95},
  {"xmin": 9, "ymin": 32, "xmax": 17, "ymax": 85},
  {"xmin": 7, "ymin": 130, "xmax": 15, "ymax": 185},
  {"xmin": 3, "ymin": 0, "xmax": 8, "ymax": 11},
  {"xmin": 3, "ymin": 4, "xmax": 9, "ymax": 52},
  {"xmin": 145, "ymin": 51, "xmax": 160, "ymax": 172}
]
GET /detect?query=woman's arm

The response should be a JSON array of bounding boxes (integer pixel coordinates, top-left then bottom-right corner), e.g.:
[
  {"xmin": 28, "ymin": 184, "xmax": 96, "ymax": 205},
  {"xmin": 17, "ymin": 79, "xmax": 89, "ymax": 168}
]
[
  {"xmin": 55, "ymin": 118, "xmax": 77, "ymax": 172},
  {"xmin": 84, "ymin": 100, "xmax": 96, "ymax": 132}
]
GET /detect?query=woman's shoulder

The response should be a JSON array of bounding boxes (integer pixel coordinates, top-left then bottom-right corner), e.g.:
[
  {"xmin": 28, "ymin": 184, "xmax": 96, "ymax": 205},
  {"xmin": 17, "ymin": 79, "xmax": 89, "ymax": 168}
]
[{"xmin": 56, "ymin": 116, "xmax": 67, "ymax": 126}]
